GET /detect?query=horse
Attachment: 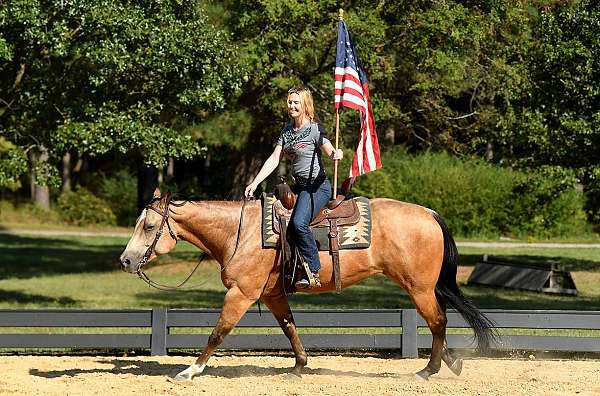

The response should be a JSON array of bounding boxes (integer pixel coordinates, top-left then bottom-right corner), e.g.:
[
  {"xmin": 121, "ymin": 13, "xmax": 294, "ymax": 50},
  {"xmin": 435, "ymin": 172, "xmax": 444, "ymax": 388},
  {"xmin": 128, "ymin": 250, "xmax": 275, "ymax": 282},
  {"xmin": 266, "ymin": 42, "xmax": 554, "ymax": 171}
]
[{"xmin": 119, "ymin": 189, "xmax": 494, "ymax": 381}]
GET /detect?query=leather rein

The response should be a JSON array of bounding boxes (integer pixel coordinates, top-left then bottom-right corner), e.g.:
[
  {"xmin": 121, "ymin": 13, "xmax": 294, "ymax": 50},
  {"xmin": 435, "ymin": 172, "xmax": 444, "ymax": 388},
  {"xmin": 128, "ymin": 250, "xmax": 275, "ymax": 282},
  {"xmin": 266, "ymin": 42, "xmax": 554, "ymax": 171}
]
[{"xmin": 136, "ymin": 195, "xmax": 248, "ymax": 291}]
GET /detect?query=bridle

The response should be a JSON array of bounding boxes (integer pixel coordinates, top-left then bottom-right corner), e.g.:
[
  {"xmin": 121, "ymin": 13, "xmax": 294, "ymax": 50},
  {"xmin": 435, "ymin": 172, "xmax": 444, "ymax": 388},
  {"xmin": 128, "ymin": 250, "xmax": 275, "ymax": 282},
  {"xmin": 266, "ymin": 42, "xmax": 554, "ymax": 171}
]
[
  {"xmin": 135, "ymin": 194, "xmax": 249, "ymax": 291},
  {"xmin": 136, "ymin": 193, "xmax": 178, "ymax": 274}
]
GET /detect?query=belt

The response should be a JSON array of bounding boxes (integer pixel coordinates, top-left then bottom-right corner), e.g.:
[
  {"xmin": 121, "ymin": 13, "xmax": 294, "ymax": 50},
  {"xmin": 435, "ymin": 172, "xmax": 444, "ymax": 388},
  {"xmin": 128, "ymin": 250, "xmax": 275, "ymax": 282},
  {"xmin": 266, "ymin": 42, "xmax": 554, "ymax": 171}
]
[{"xmin": 293, "ymin": 174, "xmax": 326, "ymax": 187}]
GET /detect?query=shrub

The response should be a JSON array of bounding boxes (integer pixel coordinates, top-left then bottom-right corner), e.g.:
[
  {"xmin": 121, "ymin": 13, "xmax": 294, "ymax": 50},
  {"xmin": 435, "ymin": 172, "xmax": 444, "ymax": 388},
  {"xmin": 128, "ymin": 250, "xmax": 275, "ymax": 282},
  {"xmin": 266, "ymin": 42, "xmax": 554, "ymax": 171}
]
[
  {"xmin": 508, "ymin": 170, "xmax": 590, "ymax": 238},
  {"xmin": 353, "ymin": 148, "xmax": 591, "ymax": 238},
  {"xmin": 94, "ymin": 169, "xmax": 138, "ymax": 226},
  {"xmin": 0, "ymin": 200, "xmax": 61, "ymax": 225},
  {"xmin": 57, "ymin": 187, "xmax": 116, "ymax": 226}
]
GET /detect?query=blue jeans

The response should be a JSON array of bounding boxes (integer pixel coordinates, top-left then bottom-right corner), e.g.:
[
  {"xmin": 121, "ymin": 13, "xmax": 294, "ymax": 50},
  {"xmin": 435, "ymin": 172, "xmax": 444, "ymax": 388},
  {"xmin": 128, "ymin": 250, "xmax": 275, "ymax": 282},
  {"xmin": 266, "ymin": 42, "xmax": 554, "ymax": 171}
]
[{"xmin": 290, "ymin": 176, "xmax": 331, "ymax": 274}]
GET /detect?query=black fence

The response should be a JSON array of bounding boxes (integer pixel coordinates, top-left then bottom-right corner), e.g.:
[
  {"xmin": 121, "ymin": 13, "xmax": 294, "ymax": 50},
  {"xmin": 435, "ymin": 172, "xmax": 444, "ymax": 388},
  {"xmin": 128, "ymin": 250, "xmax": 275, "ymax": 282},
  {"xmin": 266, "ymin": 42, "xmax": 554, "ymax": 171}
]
[{"xmin": 0, "ymin": 309, "xmax": 599, "ymax": 356}]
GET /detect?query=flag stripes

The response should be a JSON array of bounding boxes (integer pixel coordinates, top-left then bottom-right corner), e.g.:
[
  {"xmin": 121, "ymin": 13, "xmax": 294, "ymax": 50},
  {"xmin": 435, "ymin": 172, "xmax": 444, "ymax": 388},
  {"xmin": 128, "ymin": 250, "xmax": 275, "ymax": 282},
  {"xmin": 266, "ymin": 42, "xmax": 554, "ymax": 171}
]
[{"xmin": 334, "ymin": 19, "xmax": 381, "ymax": 178}]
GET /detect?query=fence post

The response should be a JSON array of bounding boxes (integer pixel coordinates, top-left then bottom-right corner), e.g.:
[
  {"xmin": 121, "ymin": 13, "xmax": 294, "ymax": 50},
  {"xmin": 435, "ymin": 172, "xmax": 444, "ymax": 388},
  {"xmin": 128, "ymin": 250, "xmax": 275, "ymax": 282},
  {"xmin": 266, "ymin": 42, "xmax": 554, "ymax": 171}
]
[
  {"xmin": 151, "ymin": 308, "xmax": 167, "ymax": 356},
  {"xmin": 401, "ymin": 309, "xmax": 418, "ymax": 358}
]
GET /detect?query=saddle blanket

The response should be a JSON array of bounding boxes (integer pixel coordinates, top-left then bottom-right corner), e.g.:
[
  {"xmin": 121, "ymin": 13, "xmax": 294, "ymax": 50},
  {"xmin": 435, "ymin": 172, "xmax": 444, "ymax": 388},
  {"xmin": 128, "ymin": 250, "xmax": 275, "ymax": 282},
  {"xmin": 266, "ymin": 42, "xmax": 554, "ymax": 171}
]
[{"xmin": 261, "ymin": 193, "xmax": 372, "ymax": 251}]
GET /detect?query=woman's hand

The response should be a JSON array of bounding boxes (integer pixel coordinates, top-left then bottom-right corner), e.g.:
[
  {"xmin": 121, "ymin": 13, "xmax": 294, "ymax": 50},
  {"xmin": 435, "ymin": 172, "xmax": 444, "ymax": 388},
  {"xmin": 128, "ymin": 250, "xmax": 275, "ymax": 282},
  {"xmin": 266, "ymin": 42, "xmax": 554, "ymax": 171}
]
[
  {"xmin": 330, "ymin": 149, "xmax": 344, "ymax": 161},
  {"xmin": 244, "ymin": 183, "xmax": 257, "ymax": 198}
]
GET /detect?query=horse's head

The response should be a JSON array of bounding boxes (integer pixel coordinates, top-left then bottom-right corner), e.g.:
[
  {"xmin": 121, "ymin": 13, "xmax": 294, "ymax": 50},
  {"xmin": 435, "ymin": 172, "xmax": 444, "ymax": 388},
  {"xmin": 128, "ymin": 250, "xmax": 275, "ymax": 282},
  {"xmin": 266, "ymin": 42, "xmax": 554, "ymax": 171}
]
[{"xmin": 119, "ymin": 188, "xmax": 179, "ymax": 274}]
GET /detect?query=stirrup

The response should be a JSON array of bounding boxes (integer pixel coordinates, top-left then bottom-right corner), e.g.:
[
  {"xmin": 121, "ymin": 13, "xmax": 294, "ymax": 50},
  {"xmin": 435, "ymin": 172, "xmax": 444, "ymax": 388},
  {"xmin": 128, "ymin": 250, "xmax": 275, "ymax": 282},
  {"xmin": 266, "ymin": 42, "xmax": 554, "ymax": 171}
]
[{"xmin": 295, "ymin": 272, "xmax": 321, "ymax": 289}]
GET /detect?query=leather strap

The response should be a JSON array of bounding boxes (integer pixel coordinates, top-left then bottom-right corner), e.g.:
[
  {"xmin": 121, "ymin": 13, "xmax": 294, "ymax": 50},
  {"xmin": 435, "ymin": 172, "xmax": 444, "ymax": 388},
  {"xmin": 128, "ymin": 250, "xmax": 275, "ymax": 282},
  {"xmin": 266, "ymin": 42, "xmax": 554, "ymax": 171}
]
[
  {"xmin": 329, "ymin": 218, "xmax": 342, "ymax": 293},
  {"xmin": 279, "ymin": 217, "xmax": 293, "ymax": 294}
]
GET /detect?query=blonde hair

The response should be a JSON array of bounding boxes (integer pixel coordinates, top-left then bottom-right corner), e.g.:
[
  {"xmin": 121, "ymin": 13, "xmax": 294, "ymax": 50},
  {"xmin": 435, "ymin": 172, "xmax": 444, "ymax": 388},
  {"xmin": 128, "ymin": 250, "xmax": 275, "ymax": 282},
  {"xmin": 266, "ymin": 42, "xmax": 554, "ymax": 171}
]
[{"xmin": 287, "ymin": 86, "xmax": 320, "ymax": 123}]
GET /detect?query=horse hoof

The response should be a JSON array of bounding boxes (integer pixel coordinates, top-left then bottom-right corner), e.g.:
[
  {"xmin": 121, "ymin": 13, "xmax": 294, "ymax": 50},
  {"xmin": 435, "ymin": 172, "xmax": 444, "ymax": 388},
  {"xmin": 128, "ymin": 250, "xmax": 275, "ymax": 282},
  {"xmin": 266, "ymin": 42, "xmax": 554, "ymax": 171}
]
[
  {"xmin": 173, "ymin": 372, "xmax": 193, "ymax": 382},
  {"xmin": 449, "ymin": 358, "xmax": 463, "ymax": 376},
  {"xmin": 414, "ymin": 369, "xmax": 430, "ymax": 381},
  {"xmin": 287, "ymin": 372, "xmax": 302, "ymax": 381}
]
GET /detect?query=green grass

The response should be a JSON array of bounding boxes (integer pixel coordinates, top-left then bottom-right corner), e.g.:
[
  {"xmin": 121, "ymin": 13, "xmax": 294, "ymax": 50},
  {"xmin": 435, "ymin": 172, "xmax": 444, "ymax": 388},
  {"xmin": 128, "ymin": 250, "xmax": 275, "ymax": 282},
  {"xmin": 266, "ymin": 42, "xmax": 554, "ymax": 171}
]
[
  {"xmin": 0, "ymin": 233, "xmax": 598, "ymax": 350},
  {"xmin": 0, "ymin": 233, "xmax": 599, "ymax": 311}
]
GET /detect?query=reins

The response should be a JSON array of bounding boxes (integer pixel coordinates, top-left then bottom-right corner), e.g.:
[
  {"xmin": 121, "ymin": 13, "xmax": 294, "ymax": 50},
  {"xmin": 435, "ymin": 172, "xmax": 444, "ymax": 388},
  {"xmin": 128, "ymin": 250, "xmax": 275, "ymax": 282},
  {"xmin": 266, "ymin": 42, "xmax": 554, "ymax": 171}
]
[{"xmin": 136, "ymin": 196, "xmax": 250, "ymax": 291}]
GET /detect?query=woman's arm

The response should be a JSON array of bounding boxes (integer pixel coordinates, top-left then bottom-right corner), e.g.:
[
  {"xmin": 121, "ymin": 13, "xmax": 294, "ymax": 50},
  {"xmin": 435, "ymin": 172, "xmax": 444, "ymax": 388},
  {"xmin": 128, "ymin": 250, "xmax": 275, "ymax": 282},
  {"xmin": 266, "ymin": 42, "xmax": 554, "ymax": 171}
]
[
  {"xmin": 244, "ymin": 145, "xmax": 283, "ymax": 197},
  {"xmin": 321, "ymin": 141, "xmax": 344, "ymax": 161}
]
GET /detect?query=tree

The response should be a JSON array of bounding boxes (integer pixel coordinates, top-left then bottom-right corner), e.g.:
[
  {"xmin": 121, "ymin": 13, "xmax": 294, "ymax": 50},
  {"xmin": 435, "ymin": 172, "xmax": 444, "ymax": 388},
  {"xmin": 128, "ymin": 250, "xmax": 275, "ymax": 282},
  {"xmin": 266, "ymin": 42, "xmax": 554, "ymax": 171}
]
[
  {"xmin": 0, "ymin": 137, "xmax": 27, "ymax": 191},
  {"xmin": 0, "ymin": 0, "xmax": 241, "ymax": 207},
  {"xmin": 194, "ymin": 1, "xmax": 393, "ymax": 196},
  {"xmin": 490, "ymin": 1, "xmax": 600, "ymax": 221}
]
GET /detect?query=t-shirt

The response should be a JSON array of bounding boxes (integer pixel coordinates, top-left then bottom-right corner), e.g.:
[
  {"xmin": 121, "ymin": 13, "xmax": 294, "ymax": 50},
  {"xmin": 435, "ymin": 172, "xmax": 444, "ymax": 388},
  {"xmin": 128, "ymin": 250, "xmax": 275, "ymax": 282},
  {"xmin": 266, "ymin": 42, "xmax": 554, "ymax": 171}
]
[{"xmin": 276, "ymin": 121, "xmax": 331, "ymax": 181}]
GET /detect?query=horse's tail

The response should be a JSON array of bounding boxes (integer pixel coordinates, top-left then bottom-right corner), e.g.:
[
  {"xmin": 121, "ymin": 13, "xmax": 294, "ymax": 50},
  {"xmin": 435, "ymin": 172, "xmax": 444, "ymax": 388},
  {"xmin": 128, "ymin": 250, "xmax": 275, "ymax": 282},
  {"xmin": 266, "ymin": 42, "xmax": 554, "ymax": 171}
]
[{"xmin": 430, "ymin": 210, "xmax": 496, "ymax": 354}]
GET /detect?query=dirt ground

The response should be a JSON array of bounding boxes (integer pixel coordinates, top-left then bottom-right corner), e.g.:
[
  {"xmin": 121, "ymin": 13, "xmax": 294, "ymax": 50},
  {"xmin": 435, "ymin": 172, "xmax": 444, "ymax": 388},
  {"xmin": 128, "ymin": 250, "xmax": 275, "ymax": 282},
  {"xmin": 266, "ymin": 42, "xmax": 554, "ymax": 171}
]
[{"xmin": 0, "ymin": 355, "xmax": 598, "ymax": 396}]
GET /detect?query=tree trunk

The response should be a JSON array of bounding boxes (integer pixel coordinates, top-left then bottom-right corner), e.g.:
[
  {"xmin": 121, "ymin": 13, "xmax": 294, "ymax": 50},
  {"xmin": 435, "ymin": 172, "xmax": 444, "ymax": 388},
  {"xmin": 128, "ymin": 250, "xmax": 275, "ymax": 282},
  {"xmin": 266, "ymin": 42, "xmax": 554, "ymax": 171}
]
[
  {"xmin": 157, "ymin": 168, "xmax": 164, "ymax": 184},
  {"xmin": 384, "ymin": 126, "xmax": 395, "ymax": 149},
  {"xmin": 61, "ymin": 152, "xmax": 71, "ymax": 192},
  {"xmin": 28, "ymin": 145, "xmax": 50, "ymax": 210},
  {"xmin": 202, "ymin": 154, "xmax": 211, "ymax": 188},
  {"xmin": 166, "ymin": 157, "xmax": 175, "ymax": 181},
  {"xmin": 137, "ymin": 165, "xmax": 159, "ymax": 213},
  {"xmin": 485, "ymin": 142, "xmax": 494, "ymax": 161},
  {"xmin": 73, "ymin": 156, "xmax": 84, "ymax": 173}
]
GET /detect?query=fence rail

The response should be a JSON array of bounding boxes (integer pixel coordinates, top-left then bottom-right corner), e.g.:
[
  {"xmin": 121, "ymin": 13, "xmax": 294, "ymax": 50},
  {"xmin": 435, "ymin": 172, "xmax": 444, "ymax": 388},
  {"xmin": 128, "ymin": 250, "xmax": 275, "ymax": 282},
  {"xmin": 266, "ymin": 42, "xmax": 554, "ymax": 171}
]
[{"xmin": 0, "ymin": 309, "xmax": 599, "ymax": 356}]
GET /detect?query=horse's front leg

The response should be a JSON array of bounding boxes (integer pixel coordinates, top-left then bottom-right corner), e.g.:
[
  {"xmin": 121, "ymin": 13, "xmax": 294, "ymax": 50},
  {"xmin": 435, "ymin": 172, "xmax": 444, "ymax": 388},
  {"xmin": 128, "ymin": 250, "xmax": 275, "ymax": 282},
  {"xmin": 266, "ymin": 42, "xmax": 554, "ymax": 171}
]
[
  {"xmin": 174, "ymin": 286, "xmax": 255, "ymax": 381},
  {"xmin": 261, "ymin": 292, "xmax": 307, "ymax": 377}
]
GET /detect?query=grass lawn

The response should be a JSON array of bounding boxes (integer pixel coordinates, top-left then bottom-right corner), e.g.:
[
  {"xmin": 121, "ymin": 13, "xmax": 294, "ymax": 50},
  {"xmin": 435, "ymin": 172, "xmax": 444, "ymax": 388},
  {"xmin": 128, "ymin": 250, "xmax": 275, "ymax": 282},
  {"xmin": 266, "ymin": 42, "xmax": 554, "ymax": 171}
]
[{"xmin": 0, "ymin": 233, "xmax": 599, "ymax": 311}]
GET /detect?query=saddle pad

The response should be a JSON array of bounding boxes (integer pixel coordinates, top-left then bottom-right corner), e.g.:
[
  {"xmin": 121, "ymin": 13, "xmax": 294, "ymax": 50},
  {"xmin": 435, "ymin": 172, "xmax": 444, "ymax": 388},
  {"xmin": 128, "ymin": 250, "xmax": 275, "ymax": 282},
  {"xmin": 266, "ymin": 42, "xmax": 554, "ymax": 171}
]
[{"xmin": 261, "ymin": 193, "xmax": 372, "ymax": 251}]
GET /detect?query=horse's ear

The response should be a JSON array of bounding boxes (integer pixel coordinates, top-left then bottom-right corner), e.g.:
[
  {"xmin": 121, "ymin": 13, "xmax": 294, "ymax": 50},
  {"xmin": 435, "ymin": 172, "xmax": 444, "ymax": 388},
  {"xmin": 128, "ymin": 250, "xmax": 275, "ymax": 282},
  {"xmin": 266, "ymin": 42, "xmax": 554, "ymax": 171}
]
[{"xmin": 153, "ymin": 188, "xmax": 161, "ymax": 199}]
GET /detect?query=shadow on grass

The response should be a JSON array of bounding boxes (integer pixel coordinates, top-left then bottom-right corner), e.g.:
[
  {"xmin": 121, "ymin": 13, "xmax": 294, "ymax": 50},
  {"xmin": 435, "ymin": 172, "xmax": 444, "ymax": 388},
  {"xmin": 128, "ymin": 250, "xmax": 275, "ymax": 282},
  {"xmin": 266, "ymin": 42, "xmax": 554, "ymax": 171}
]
[
  {"xmin": 461, "ymin": 284, "xmax": 600, "ymax": 310},
  {"xmin": 0, "ymin": 234, "xmax": 123, "ymax": 279},
  {"xmin": 0, "ymin": 289, "xmax": 78, "ymax": 306},
  {"xmin": 136, "ymin": 289, "xmax": 227, "ymax": 308},
  {"xmin": 0, "ymin": 234, "xmax": 198, "ymax": 279},
  {"xmin": 457, "ymin": 254, "xmax": 600, "ymax": 309},
  {"xmin": 29, "ymin": 358, "xmax": 415, "ymax": 379},
  {"xmin": 459, "ymin": 253, "xmax": 600, "ymax": 272}
]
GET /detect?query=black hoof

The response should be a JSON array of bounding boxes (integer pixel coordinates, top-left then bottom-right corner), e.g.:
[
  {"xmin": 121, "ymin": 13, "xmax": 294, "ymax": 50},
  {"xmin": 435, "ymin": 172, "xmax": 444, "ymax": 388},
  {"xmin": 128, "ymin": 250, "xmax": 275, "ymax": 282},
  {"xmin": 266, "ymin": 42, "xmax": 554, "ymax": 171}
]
[{"xmin": 448, "ymin": 358, "xmax": 463, "ymax": 376}]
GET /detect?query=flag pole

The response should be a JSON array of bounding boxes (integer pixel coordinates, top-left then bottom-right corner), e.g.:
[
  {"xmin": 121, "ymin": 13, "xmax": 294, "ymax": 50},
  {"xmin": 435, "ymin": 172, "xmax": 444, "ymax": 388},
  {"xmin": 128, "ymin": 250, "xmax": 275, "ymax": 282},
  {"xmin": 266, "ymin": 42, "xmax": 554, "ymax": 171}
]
[
  {"xmin": 332, "ymin": 9, "xmax": 344, "ymax": 200},
  {"xmin": 333, "ymin": 109, "xmax": 340, "ymax": 199}
]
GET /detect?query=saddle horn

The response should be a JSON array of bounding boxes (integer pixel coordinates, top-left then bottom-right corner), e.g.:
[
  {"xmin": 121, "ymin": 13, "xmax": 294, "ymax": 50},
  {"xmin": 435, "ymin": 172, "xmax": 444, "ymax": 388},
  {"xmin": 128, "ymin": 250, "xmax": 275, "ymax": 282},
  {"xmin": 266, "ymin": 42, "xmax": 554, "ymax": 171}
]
[{"xmin": 276, "ymin": 177, "xmax": 296, "ymax": 211}]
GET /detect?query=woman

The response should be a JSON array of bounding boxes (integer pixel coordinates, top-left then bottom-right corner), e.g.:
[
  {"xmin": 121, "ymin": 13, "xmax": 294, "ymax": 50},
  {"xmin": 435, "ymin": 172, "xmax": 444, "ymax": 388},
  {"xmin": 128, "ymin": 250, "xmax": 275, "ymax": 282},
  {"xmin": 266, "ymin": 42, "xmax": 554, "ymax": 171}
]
[{"xmin": 245, "ymin": 86, "xmax": 343, "ymax": 289}]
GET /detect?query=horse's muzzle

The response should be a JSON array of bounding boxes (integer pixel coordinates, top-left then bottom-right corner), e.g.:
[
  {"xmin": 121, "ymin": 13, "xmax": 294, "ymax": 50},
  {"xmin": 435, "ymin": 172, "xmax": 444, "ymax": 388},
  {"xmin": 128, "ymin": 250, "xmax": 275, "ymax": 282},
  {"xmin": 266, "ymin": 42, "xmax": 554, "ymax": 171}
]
[{"xmin": 120, "ymin": 258, "xmax": 133, "ymax": 272}]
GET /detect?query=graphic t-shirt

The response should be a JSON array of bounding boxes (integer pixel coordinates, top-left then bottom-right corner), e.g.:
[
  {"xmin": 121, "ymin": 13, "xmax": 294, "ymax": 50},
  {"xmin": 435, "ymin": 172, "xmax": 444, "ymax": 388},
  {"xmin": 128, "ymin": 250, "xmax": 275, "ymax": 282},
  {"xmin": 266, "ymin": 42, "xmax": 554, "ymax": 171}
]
[{"xmin": 276, "ymin": 122, "xmax": 330, "ymax": 181}]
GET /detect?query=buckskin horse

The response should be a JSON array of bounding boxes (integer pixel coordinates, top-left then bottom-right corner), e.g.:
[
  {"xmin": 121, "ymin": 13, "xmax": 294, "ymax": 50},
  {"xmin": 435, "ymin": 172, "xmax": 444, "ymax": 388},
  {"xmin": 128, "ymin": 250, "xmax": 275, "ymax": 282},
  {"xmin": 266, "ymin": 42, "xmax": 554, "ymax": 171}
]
[{"xmin": 119, "ymin": 189, "xmax": 494, "ymax": 381}]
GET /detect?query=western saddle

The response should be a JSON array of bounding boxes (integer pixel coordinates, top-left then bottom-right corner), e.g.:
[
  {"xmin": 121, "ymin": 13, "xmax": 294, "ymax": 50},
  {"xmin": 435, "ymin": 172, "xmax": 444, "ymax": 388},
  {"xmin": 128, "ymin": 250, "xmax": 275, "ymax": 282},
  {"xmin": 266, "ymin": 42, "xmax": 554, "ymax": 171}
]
[{"xmin": 273, "ymin": 181, "xmax": 360, "ymax": 293}]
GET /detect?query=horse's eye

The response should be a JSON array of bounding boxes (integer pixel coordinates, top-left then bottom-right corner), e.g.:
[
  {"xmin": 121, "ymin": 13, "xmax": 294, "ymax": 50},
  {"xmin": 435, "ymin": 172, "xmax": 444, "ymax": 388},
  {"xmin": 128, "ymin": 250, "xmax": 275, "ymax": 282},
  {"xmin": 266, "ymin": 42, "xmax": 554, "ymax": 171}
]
[{"xmin": 144, "ymin": 225, "xmax": 156, "ymax": 232}]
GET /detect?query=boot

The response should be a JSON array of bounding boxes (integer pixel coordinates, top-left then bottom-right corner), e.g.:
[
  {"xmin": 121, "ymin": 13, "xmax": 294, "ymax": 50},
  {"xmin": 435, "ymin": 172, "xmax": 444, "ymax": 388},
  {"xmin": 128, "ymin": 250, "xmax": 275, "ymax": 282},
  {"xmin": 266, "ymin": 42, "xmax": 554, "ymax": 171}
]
[{"xmin": 295, "ymin": 272, "xmax": 321, "ymax": 289}]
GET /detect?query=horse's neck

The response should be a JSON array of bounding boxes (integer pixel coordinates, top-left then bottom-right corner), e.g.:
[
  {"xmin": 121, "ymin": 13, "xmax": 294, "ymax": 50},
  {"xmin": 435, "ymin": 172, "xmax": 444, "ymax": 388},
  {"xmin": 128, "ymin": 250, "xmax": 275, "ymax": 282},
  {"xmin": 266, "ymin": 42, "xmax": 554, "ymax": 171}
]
[{"xmin": 174, "ymin": 201, "xmax": 248, "ymax": 265}]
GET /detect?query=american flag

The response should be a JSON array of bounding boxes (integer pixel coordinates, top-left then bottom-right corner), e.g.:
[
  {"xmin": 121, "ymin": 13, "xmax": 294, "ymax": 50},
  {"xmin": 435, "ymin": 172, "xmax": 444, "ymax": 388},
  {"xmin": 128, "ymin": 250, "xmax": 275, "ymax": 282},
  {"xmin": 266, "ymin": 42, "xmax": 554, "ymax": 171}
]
[{"xmin": 334, "ymin": 19, "xmax": 382, "ymax": 178}]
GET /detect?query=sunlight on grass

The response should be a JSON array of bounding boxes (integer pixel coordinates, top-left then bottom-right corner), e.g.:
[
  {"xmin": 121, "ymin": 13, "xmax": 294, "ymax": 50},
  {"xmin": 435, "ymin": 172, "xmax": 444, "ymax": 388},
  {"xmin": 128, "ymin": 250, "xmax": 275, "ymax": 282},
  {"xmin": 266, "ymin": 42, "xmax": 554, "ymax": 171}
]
[{"xmin": 0, "ymin": 234, "xmax": 599, "ymax": 311}]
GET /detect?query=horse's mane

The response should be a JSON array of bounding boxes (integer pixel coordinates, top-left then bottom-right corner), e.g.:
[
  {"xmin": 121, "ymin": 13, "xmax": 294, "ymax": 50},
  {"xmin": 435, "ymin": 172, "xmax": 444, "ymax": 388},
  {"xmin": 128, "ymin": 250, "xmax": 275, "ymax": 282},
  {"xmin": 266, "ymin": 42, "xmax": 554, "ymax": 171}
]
[{"xmin": 147, "ymin": 193, "xmax": 248, "ymax": 212}]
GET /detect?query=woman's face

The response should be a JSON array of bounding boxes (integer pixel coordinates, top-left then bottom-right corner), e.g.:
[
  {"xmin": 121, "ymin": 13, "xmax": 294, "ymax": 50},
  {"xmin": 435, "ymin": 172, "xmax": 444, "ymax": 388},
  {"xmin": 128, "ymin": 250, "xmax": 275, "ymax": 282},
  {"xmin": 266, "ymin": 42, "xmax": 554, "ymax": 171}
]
[{"xmin": 287, "ymin": 93, "xmax": 304, "ymax": 121}]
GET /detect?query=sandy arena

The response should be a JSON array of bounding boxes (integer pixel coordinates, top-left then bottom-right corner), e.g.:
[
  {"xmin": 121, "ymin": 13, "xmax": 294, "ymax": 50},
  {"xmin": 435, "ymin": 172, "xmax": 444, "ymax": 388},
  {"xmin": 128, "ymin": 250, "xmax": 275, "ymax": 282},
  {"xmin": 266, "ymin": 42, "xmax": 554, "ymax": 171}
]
[{"xmin": 0, "ymin": 354, "xmax": 598, "ymax": 395}]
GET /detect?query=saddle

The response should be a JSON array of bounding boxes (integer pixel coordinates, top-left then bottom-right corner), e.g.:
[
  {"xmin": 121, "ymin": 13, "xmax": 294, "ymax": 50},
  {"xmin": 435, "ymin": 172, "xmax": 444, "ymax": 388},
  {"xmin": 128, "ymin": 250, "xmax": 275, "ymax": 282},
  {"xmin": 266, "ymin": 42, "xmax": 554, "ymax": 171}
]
[{"xmin": 273, "ymin": 181, "xmax": 360, "ymax": 293}]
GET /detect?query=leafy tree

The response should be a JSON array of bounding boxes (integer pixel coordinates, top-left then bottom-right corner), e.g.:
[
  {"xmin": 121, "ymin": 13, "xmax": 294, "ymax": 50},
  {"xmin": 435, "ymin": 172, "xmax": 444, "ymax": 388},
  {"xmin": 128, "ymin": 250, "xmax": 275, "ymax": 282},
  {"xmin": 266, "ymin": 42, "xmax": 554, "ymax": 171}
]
[
  {"xmin": 0, "ymin": 0, "xmax": 241, "ymax": 207},
  {"xmin": 490, "ymin": 1, "xmax": 600, "ymax": 221},
  {"xmin": 195, "ymin": 1, "xmax": 393, "ymax": 196},
  {"xmin": 375, "ymin": 0, "xmax": 537, "ymax": 155},
  {"xmin": 0, "ymin": 137, "xmax": 27, "ymax": 190}
]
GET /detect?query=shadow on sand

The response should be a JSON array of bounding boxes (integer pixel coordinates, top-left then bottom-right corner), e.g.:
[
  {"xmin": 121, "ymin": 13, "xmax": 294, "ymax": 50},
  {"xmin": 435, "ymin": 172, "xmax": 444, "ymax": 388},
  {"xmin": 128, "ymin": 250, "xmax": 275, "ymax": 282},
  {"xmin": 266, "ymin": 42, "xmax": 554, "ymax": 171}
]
[{"xmin": 29, "ymin": 358, "xmax": 417, "ymax": 380}]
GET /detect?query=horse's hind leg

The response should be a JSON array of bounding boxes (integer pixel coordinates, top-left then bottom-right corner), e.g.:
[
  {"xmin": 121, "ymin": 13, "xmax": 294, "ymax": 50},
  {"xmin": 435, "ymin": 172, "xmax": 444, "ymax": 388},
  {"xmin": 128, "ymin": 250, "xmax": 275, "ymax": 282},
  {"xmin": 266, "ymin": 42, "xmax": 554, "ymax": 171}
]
[
  {"xmin": 442, "ymin": 340, "xmax": 463, "ymax": 376},
  {"xmin": 411, "ymin": 291, "xmax": 447, "ymax": 381},
  {"xmin": 175, "ymin": 286, "xmax": 255, "ymax": 381},
  {"xmin": 261, "ymin": 293, "xmax": 307, "ymax": 377},
  {"xmin": 436, "ymin": 298, "xmax": 463, "ymax": 376}
]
